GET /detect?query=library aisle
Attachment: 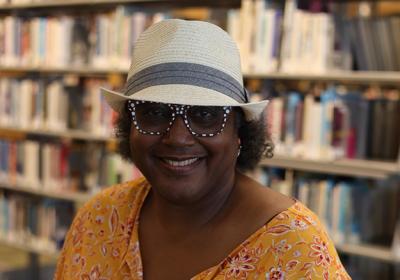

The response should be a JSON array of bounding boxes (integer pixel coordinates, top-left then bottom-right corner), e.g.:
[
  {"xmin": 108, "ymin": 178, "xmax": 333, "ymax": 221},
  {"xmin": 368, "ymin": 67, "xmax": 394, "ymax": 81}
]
[{"xmin": 0, "ymin": 0, "xmax": 400, "ymax": 279}]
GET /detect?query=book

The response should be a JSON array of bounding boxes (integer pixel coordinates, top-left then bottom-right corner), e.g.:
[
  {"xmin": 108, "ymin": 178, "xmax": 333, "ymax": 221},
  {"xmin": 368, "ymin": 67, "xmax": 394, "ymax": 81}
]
[
  {"xmin": 382, "ymin": 94, "xmax": 400, "ymax": 160},
  {"xmin": 279, "ymin": 0, "xmax": 297, "ymax": 72},
  {"xmin": 368, "ymin": 98, "xmax": 387, "ymax": 160},
  {"xmin": 262, "ymin": 170, "xmax": 399, "ymax": 248},
  {"xmin": 375, "ymin": 17, "xmax": 397, "ymax": 71},
  {"xmin": 312, "ymin": 12, "xmax": 335, "ymax": 73},
  {"xmin": 284, "ymin": 91, "xmax": 302, "ymax": 154},
  {"xmin": 0, "ymin": 192, "xmax": 75, "ymax": 250},
  {"xmin": 0, "ymin": 138, "xmax": 141, "ymax": 194},
  {"xmin": 71, "ymin": 16, "xmax": 90, "ymax": 66},
  {"xmin": 259, "ymin": 83, "xmax": 399, "ymax": 162},
  {"xmin": 279, "ymin": 0, "xmax": 336, "ymax": 73},
  {"xmin": 389, "ymin": 16, "xmax": 400, "ymax": 71},
  {"xmin": 0, "ymin": 76, "xmax": 119, "ymax": 136},
  {"xmin": 226, "ymin": 0, "xmax": 282, "ymax": 73},
  {"xmin": 320, "ymin": 87, "xmax": 336, "ymax": 159},
  {"xmin": 346, "ymin": 15, "xmax": 400, "ymax": 71},
  {"xmin": 346, "ymin": 17, "xmax": 368, "ymax": 71},
  {"xmin": 0, "ymin": 9, "xmax": 169, "ymax": 69},
  {"xmin": 331, "ymin": 99, "xmax": 349, "ymax": 159},
  {"xmin": 337, "ymin": 90, "xmax": 370, "ymax": 159}
]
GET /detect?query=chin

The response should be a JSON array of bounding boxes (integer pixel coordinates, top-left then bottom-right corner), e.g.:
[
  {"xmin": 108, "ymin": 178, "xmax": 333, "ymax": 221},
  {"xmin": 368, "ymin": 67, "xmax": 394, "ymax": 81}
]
[{"xmin": 156, "ymin": 178, "xmax": 209, "ymax": 205}]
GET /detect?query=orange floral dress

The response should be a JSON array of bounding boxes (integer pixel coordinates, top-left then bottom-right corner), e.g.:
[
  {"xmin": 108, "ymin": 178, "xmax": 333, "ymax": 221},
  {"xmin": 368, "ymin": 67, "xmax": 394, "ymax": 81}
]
[{"xmin": 54, "ymin": 177, "xmax": 351, "ymax": 279}]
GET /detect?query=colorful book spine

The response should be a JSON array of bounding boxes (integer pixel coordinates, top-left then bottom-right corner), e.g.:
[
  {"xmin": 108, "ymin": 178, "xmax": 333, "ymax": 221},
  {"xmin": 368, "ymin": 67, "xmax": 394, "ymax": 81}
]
[
  {"xmin": 260, "ymin": 85, "xmax": 400, "ymax": 161},
  {"xmin": 260, "ymin": 171, "xmax": 396, "ymax": 247},
  {"xmin": 0, "ymin": 77, "xmax": 118, "ymax": 136},
  {"xmin": 0, "ymin": 139, "xmax": 142, "ymax": 193},
  {"xmin": 0, "ymin": 9, "xmax": 169, "ymax": 69},
  {"xmin": 0, "ymin": 192, "xmax": 75, "ymax": 251}
]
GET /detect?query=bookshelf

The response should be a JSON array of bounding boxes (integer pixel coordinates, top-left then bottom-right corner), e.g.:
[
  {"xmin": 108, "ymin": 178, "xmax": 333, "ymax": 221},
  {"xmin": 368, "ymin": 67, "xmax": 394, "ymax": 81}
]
[
  {"xmin": 261, "ymin": 156, "xmax": 400, "ymax": 179},
  {"xmin": 245, "ymin": 71, "xmax": 400, "ymax": 85},
  {"xmin": 0, "ymin": 0, "xmax": 164, "ymax": 10},
  {"xmin": 0, "ymin": 126, "xmax": 113, "ymax": 142},
  {"xmin": 2, "ymin": 124, "xmax": 398, "ymax": 179},
  {"xmin": 336, "ymin": 243, "xmax": 400, "ymax": 264},
  {"xmin": 1, "ymin": 65, "xmax": 400, "ymax": 84},
  {"xmin": 0, "ymin": 0, "xmax": 399, "ymax": 278},
  {"xmin": 0, "ymin": 0, "xmax": 240, "ymax": 10},
  {"xmin": 0, "ymin": 180, "xmax": 90, "ymax": 203},
  {"xmin": 0, "ymin": 66, "xmax": 128, "ymax": 75},
  {"xmin": 0, "ymin": 235, "xmax": 59, "ymax": 258}
]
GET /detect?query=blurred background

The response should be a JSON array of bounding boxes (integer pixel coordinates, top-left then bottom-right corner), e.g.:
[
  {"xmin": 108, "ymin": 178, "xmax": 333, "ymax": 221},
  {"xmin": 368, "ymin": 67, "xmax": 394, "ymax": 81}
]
[{"xmin": 0, "ymin": 0, "xmax": 399, "ymax": 279}]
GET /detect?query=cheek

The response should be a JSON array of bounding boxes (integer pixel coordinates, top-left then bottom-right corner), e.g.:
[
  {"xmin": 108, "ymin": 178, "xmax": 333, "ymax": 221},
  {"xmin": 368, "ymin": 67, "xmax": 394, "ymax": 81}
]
[
  {"xmin": 202, "ymin": 126, "xmax": 239, "ymax": 164},
  {"xmin": 129, "ymin": 126, "xmax": 138, "ymax": 161},
  {"xmin": 206, "ymin": 138, "xmax": 237, "ymax": 157},
  {"xmin": 129, "ymin": 126, "xmax": 152, "ymax": 165}
]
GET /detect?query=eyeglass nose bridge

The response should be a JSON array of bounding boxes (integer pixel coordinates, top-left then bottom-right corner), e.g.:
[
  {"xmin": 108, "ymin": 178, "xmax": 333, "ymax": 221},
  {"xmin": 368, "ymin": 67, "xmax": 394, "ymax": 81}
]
[
  {"xmin": 167, "ymin": 104, "xmax": 232, "ymax": 137},
  {"xmin": 166, "ymin": 104, "xmax": 196, "ymax": 136}
]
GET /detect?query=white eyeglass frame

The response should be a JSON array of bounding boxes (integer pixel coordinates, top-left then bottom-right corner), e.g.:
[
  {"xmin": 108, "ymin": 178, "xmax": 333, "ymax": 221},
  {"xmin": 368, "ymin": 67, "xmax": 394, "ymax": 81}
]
[{"xmin": 127, "ymin": 100, "xmax": 232, "ymax": 137}]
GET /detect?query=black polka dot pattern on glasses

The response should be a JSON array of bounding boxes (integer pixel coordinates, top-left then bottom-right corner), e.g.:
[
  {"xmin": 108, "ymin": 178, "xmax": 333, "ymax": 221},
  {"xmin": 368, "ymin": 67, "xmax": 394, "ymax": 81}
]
[{"xmin": 127, "ymin": 100, "xmax": 231, "ymax": 137}]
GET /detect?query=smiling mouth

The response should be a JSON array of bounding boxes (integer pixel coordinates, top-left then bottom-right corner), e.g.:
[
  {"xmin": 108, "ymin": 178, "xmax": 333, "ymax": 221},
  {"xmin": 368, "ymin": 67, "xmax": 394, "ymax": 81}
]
[{"xmin": 162, "ymin": 157, "xmax": 201, "ymax": 167}]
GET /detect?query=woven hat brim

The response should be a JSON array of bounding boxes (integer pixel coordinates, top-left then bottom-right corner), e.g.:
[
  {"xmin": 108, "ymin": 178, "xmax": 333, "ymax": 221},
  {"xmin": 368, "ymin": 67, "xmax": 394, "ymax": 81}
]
[{"xmin": 101, "ymin": 85, "xmax": 269, "ymax": 121}]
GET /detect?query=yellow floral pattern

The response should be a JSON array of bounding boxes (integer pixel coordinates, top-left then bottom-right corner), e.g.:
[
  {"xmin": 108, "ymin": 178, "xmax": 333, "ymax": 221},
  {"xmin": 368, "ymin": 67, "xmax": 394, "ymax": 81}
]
[{"xmin": 55, "ymin": 177, "xmax": 351, "ymax": 279}]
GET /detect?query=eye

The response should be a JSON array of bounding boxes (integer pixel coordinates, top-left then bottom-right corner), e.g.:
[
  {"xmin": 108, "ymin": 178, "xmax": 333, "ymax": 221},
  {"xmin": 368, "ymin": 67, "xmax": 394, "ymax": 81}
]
[
  {"xmin": 140, "ymin": 104, "xmax": 170, "ymax": 118},
  {"xmin": 146, "ymin": 107, "xmax": 168, "ymax": 117},
  {"xmin": 190, "ymin": 107, "xmax": 219, "ymax": 120}
]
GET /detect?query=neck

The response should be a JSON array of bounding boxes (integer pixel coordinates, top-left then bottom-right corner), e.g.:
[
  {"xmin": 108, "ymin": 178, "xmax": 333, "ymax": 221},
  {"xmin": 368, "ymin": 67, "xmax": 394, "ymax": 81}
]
[{"xmin": 145, "ymin": 171, "xmax": 240, "ymax": 237}]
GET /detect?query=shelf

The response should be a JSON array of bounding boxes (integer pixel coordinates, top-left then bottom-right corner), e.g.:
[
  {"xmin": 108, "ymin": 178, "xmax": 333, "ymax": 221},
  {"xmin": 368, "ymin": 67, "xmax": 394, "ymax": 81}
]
[
  {"xmin": 244, "ymin": 71, "xmax": 400, "ymax": 85},
  {"xmin": 0, "ymin": 181, "xmax": 91, "ymax": 203},
  {"xmin": 0, "ymin": 0, "xmax": 239, "ymax": 10},
  {"xmin": 336, "ymin": 243, "xmax": 400, "ymax": 263},
  {"xmin": 0, "ymin": 126, "xmax": 113, "ymax": 141},
  {"xmin": 1, "ymin": 66, "xmax": 399, "ymax": 84},
  {"xmin": 0, "ymin": 65, "xmax": 128, "ymax": 76},
  {"xmin": 261, "ymin": 156, "xmax": 400, "ymax": 179},
  {"xmin": 0, "ymin": 0, "xmax": 161, "ymax": 9},
  {"xmin": 0, "ymin": 234, "xmax": 59, "ymax": 259}
]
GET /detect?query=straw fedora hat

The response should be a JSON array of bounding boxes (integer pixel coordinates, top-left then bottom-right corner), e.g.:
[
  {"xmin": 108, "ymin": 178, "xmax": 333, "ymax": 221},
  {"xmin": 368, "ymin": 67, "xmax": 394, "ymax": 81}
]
[{"xmin": 100, "ymin": 19, "xmax": 268, "ymax": 121}]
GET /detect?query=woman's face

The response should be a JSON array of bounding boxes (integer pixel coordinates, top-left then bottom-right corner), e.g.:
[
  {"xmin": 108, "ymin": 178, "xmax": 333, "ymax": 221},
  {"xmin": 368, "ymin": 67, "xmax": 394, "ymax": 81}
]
[{"xmin": 129, "ymin": 109, "xmax": 239, "ymax": 205}]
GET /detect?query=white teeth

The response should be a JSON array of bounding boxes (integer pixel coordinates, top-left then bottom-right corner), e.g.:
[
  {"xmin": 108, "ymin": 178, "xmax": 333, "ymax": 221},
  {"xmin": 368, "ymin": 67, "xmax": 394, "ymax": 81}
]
[{"xmin": 164, "ymin": 158, "xmax": 199, "ymax": 167}]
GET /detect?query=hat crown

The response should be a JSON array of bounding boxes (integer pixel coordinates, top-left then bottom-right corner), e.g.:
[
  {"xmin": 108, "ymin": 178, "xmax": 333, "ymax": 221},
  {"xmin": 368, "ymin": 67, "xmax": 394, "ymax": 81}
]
[
  {"xmin": 100, "ymin": 19, "xmax": 268, "ymax": 122},
  {"xmin": 128, "ymin": 19, "xmax": 243, "ymax": 86}
]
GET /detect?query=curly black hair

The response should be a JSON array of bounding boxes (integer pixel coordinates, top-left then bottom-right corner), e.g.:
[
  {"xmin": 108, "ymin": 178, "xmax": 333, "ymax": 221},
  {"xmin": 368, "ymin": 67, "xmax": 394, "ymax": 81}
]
[
  {"xmin": 115, "ymin": 102, "xmax": 273, "ymax": 171},
  {"xmin": 234, "ymin": 108, "xmax": 274, "ymax": 171}
]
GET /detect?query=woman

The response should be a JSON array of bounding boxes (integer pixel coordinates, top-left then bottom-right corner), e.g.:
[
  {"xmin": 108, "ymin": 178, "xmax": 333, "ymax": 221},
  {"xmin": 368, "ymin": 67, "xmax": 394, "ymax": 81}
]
[{"xmin": 55, "ymin": 19, "xmax": 350, "ymax": 279}]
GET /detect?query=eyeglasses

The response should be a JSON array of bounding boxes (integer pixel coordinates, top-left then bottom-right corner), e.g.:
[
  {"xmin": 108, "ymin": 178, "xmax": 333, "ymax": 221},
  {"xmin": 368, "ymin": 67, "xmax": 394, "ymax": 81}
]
[{"xmin": 127, "ymin": 100, "xmax": 232, "ymax": 137}]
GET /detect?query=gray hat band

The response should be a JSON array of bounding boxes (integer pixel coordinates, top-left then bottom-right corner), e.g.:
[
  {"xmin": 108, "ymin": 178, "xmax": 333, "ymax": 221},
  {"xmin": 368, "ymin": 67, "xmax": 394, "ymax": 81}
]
[{"xmin": 124, "ymin": 62, "xmax": 247, "ymax": 103}]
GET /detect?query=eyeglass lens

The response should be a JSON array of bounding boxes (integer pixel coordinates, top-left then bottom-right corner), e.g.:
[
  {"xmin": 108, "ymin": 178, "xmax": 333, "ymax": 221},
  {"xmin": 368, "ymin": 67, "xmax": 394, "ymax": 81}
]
[{"xmin": 133, "ymin": 102, "xmax": 227, "ymax": 135}]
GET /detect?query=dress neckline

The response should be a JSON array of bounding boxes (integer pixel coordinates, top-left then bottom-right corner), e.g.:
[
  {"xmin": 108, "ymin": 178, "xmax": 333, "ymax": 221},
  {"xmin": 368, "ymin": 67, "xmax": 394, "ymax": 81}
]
[{"xmin": 123, "ymin": 178, "xmax": 300, "ymax": 279}]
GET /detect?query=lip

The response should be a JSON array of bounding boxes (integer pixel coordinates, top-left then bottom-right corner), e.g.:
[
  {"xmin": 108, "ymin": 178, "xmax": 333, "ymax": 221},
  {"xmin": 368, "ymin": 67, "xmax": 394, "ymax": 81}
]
[{"xmin": 156, "ymin": 155, "xmax": 205, "ymax": 174}]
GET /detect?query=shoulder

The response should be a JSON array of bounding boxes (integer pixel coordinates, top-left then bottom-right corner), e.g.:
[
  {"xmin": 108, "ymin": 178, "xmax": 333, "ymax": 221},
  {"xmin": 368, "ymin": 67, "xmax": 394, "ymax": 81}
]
[
  {"xmin": 257, "ymin": 201, "xmax": 350, "ymax": 279},
  {"xmin": 70, "ymin": 176, "xmax": 149, "ymax": 237},
  {"xmin": 81, "ymin": 176, "xmax": 149, "ymax": 216},
  {"xmin": 54, "ymin": 177, "xmax": 149, "ymax": 279},
  {"xmin": 214, "ymin": 201, "xmax": 351, "ymax": 280},
  {"xmin": 266, "ymin": 201, "xmax": 329, "ymax": 238}
]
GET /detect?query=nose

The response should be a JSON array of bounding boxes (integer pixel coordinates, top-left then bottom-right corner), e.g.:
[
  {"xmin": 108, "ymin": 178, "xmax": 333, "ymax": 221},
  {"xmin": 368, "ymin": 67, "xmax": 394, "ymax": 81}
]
[{"xmin": 161, "ymin": 116, "xmax": 196, "ymax": 146}]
